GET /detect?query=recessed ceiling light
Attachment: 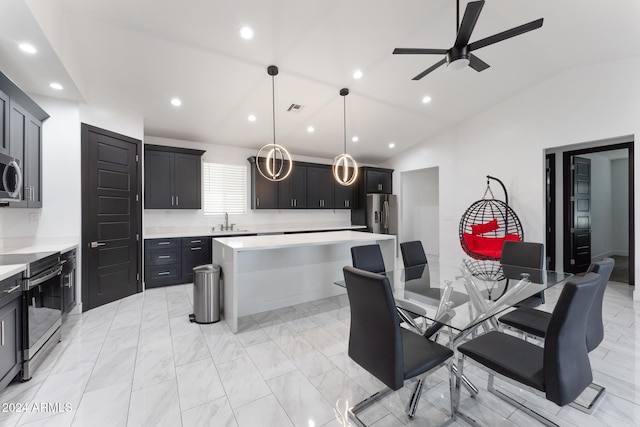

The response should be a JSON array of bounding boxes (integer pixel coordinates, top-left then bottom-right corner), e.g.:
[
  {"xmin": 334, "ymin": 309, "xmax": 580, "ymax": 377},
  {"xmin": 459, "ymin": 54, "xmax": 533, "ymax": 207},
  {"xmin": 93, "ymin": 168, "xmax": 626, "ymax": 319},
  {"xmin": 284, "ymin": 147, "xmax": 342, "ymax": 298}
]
[
  {"xmin": 352, "ymin": 70, "xmax": 363, "ymax": 80},
  {"xmin": 170, "ymin": 98, "xmax": 182, "ymax": 107},
  {"xmin": 248, "ymin": 114, "xmax": 256, "ymax": 122},
  {"xmin": 49, "ymin": 82, "xmax": 63, "ymax": 90},
  {"xmin": 307, "ymin": 126, "xmax": 315, "ymax": 133},
  {"xmin": 239, "ymin": 26, "xmax": 254, "ymax": 40},
  {"xmin": 422, "ymin": 96, "xmax": 432, "ymax": 104},
  {"xmin": 352, "ymin": 136, "xmax": 359, "ymax": 142},
  {"xmin": 388, "ymin": 142, "xmax": 396, "ymax": 149},
  {"xmin": 19, "ymin": 43, "xmax": 37, "ymax": 54}
]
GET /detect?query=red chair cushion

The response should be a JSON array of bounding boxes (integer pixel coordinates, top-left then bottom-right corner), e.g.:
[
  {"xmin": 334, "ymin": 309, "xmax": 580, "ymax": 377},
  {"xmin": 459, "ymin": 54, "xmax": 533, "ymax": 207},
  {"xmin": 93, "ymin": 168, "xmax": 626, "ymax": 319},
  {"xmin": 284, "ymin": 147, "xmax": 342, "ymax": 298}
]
[
  {"xmin": 463, "ymin": 233, "xmax": 521, "ymax": 259},
  {"xmin": 471, "ymin": 218, "xmax": 499, "ymax": 235}
]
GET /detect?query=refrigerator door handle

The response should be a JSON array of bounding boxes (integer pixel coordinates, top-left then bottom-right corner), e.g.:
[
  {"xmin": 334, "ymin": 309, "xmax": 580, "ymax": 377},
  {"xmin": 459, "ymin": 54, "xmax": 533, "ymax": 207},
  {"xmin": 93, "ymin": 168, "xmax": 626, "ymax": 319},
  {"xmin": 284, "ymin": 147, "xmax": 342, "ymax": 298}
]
[{"xmin": 383, "ymin": 200, "xmax": 389, "ymax": 230}]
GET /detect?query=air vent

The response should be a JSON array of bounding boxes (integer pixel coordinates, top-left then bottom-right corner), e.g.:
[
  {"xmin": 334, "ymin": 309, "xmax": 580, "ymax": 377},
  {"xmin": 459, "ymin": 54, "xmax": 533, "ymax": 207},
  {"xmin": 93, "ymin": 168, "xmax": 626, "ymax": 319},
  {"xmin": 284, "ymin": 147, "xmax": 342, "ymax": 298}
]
[{"xmin": 287, "ymin": 104, "xmax": 304, "ymax": 112}]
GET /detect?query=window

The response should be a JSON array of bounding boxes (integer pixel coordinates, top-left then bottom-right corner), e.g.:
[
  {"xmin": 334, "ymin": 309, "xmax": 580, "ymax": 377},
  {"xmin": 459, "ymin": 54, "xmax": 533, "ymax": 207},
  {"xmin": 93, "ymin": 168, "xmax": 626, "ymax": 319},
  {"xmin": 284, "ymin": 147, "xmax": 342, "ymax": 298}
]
[{"xmin": 203, "ymin": 162, "xmax": 247, "ymax": 215}]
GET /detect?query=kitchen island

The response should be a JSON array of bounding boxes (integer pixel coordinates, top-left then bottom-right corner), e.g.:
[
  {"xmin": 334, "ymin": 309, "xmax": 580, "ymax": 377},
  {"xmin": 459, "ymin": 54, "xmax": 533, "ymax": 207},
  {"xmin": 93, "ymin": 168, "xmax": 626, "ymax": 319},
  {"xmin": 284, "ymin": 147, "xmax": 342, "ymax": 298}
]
[{"xmin": 212, "ymin": 230, "xmax": 396, "ymax": 332}]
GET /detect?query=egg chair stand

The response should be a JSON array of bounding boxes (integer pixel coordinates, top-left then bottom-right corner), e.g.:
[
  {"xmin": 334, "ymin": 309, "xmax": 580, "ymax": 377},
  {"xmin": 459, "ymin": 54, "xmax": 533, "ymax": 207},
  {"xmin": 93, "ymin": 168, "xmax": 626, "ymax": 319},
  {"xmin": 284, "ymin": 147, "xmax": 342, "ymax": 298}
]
[{"xmin": 459, "ymin": 176, "xmax": 524, "ymax": 292}]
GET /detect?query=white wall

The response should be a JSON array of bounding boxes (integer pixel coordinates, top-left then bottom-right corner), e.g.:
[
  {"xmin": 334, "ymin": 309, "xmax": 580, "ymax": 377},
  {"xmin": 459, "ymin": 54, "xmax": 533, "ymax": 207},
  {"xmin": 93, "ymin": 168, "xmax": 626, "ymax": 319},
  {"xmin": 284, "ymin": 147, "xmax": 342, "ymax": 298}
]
[
  {"xmin": 612, "ymin": 158, "xmax": 629, "ymax": 255},
  {"xmin": 143, "ymin": 136, "xmax": 351, "ymax": 232},
  {"xmin": 585, "ymin": 153, "xmax": 614, "ymax": 259},
  {"xmin": 382, "ymin": 55, "xmax": 640, "ymax": 285},
  {"xmin": 400, "ymin": 167, "xmax": 439, "ymax": 256}
]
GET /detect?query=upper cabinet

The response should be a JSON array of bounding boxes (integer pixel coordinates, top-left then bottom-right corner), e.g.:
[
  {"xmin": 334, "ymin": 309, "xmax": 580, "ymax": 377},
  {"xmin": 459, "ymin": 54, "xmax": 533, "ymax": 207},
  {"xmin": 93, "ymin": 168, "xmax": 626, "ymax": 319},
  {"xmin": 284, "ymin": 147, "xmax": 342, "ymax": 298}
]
[
  {"xmin": 144, "ymin": 144, "xmax": 205, "ymax": 209},
  {"xmin": 362, "ymin": 167, "xmax": 393, "ymax": 194},
  {"xmin": 249, "ymin": 157, "xmax": 359, "ymax": 210},
  {"xmin": 0, "ymin": 71, "xmax": 48, "ymax": 208}
]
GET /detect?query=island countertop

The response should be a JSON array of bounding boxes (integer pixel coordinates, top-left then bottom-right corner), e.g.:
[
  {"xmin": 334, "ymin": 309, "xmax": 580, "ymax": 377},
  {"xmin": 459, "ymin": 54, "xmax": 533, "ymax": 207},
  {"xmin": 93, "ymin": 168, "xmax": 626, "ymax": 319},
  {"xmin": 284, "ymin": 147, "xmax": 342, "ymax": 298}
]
[{"xmin": 213, "ymin": 230, "xmax": 393, "ymax": 251}]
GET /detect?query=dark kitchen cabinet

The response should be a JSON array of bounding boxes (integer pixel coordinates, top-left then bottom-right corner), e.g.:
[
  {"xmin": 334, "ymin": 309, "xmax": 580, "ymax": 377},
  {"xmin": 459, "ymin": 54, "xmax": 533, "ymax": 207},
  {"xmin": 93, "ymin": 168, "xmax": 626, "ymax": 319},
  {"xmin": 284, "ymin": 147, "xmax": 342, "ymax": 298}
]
[
  {"xmin": 278, "ymin": 164, "xmax": 307, "ymax": 209},
  {"xmin": 8, "ymin": 101, "xmax": 43, "ymax": 207},
  {"xmin": 182, "ymin": 237, "xmax": 212, "ymax": 283},
  {"xmin": 307, "ymin": 165, "xmax": 334, "ymax": 209},
  {"xmin": 334, "ymin": 176, "xmax": 356, "ymax": 209},
  {"xmin": 1, "ymin": 71, "xmax": 48, "ymax": 208},
  {"xmin": 0, "ymin": 273, "xmax": 22, "ymax": 392},
  {"xmin": 144, "ymin": 236, "xmax": 212, "ymax": 288},
  {"xmin": 0, "ymin": 88, "xmax": 8, "ymax": 155},
  {"xmin": 144, "ymin": 145, "xmax": 205, "ymax": 209},
  {"xmin": 363, "ymin": 167, "xmax": 393, "ymax": 194},
  {"xmin": 249, "ymin": 157, "xmax": 278, "ymax": 209}
]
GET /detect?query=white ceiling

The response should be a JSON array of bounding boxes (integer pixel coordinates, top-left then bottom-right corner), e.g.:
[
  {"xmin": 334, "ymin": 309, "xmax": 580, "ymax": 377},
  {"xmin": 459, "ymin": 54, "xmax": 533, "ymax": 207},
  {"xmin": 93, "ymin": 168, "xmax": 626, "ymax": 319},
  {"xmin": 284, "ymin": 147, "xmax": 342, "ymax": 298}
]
[{"xmin": 2, "ymin": 0, "xmax": 639, "ymax": 164}]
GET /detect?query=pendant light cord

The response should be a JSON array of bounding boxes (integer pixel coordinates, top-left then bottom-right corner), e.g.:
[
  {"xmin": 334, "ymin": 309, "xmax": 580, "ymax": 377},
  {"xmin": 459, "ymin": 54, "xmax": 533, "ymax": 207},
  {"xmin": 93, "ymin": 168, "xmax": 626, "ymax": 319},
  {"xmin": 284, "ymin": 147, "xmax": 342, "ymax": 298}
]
[
  {"xmin": 343, "ymin": 95, "xmax": 347, "ymax": 154},
  {"xmin": 272, "ymin": 74, "xmax": 276, "ymax": 147}
]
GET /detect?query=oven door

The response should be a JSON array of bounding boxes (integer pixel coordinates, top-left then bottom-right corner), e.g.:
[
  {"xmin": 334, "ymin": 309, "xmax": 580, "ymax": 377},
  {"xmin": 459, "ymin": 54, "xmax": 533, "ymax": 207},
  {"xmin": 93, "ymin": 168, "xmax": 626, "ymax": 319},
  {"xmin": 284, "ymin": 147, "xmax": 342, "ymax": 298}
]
[
  {"xmin": 23, "ymin": 264, "xmax": 63, "ymax": 364},
  {"xmin": 0, "ymin": 152, "xmax": 22, "ymax": 202}
]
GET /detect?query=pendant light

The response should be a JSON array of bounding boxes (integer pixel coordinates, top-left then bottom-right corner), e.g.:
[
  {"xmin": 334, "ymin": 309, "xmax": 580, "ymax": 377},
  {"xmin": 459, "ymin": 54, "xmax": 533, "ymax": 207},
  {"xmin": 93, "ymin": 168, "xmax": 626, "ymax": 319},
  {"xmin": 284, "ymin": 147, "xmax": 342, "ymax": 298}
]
[
  {"xmin": 256, "ymin": 65, "xmax": 293, "ymax": 182},
  {"xmin": 333, "ymin": 88, "xmax": 358, "ymax": 186}
]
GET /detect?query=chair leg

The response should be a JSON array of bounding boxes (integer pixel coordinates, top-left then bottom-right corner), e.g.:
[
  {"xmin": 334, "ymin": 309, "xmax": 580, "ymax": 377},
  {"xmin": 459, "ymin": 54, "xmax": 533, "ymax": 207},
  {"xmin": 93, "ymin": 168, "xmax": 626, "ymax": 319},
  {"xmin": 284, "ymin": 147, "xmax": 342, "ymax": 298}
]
[
  {"xmin": 406, "ymin": 377, "xmax": 424, "ymax": 418},
  {"xmin": 569, "ymin": 382, "xmax": 605, "ymax": 414},
  {"xmin": 348, "ymin": 387, "xmax": 393, "ymax": 427},
  {"xmin": 450, "ymin": 363, "xmax": 479, "ymax": 397},
  {"xmin": 487, "ymin": 374, "xmax": 561, "ymax": 427}
]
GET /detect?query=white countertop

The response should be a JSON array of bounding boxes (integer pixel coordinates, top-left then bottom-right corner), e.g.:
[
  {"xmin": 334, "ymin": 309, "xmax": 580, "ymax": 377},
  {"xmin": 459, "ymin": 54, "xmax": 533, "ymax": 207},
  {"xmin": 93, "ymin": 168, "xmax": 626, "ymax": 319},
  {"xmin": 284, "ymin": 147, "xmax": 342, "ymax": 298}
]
[
  {"xmin": 0, "ymin": 237, "xmax": 79, "ymax": 255},
  {"xmin": 213, "ymin": 230, "xmax": 394, "ymax": 251},
  {"xmin": 144, "ymin": 223, "xmax": 366, "ymax": 239},
  {"xmin": 0, "ymin": 264, "xmax": 26, "ymax": 281}
]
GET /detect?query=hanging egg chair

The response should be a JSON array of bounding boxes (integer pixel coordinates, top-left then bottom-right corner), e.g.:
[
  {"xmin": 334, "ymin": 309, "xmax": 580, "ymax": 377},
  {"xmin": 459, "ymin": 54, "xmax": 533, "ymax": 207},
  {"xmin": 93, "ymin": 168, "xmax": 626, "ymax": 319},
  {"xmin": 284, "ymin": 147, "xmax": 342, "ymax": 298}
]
[{"xmin": 459, "ymin": 175, "xmax": 524, "ymax": 261}]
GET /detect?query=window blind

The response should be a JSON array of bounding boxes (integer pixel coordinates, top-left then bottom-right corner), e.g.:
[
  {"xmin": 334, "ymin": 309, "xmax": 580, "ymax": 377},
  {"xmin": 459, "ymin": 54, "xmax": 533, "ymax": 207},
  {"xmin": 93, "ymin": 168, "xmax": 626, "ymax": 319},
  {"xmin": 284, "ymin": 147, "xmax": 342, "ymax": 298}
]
[{"xmin": 202, "ymin": 162, "xmax": 247, "ymax": 215}]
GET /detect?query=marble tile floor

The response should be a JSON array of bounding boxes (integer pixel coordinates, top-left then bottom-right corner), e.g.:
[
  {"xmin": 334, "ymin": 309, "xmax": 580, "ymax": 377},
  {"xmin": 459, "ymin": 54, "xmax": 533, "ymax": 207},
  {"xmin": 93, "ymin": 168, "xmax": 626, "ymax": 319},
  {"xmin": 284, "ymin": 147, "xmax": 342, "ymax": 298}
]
[{"xmin": 0, "ymin": 279, "xmax": 638, "ymax": 427}]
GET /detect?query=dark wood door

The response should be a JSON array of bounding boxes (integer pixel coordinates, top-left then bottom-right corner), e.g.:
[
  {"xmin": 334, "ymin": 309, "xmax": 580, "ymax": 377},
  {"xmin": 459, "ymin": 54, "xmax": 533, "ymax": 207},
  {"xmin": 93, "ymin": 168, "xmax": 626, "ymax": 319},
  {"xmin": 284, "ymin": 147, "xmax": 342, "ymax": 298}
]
[
  {"xmin": 570, "ymin": 156, "xmax": 592, "ymax": 272},
  {"xmin": 82, "ymin": 124, "xmax": 142, "ymax": 310},
  {"xmin": 144, "ymin": 150, "xmax": 174, "ymax": 208},
  {"xmin": 174, "ymin": 153, "xmax": 201, "ymax": 209},
  {"xmin": 545, "ymin": 154, "xmax": 555, "ymax": 270}
]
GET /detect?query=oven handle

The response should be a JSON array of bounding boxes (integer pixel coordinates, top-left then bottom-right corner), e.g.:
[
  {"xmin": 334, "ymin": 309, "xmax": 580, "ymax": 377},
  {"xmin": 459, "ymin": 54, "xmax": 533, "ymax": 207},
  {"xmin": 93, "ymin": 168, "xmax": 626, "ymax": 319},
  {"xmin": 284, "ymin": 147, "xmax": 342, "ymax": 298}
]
[{"xmin": 28, "ymin": 264, "xmax": 63, "ymax": 288}]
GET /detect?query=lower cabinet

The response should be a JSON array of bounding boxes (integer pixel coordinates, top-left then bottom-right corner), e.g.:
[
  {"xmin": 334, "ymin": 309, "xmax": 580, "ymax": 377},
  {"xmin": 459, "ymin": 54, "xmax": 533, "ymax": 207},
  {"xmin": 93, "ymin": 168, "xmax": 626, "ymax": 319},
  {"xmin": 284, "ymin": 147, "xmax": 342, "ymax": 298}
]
[
  {"xmin": 144, "ymin": 237, "xmax": 212, "ymax": 288},
  {"xmin": 0, "ymin": 274, "xmax": 23, "ymax": 392}
]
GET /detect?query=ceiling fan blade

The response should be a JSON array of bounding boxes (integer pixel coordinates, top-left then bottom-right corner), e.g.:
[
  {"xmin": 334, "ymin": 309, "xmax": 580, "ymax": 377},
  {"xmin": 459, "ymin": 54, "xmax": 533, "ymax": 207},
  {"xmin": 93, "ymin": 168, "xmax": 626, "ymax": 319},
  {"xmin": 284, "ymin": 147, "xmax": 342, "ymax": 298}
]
[
  {"xmin": 393, "ymin": 48, "xmax": 448, "ymax": 55},
  {"xmin": 411, "ymin": 58, "xmax": 447, "ymax": 80},
  {"xmin": 469, "ymin": 54, "xmax": 490, "ymax": 72},
  {"xmin": 454, "ymin": 0, "xmax": 485, "ymax": 47},
  {"xmin": 468, "ymin": 18, "xmax": 544, "ymax": 51}
]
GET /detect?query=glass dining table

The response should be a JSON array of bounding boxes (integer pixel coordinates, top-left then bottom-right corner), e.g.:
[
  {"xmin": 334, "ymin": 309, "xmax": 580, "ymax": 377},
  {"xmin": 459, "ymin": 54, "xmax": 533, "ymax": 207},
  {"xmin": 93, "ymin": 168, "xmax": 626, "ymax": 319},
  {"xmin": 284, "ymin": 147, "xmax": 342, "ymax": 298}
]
[{"xmin": 334, "ymin": 258, "xmax": 572, "ymax": 421}]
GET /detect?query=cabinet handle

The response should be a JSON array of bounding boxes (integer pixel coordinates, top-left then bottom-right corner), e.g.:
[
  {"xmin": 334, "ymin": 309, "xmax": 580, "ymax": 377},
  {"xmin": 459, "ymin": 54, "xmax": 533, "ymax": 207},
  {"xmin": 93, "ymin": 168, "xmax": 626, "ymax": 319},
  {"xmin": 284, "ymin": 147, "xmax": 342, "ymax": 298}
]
[
  {"xmin": 171, "ymin": 196, "xmax": 174, "ymax": 206},
  {"xmin": 158, "ymin": 242, "xmax": 171, "ymax": 245},
  {"xmin": 1, "ymin": 321, "xmax": 4, "ymax": 346},
  {"xmin": 158, "ymin": 271, "xmax": 171, "ymax": 276},
  {"xmin": 294, "ymin": 199, "xmax": 297, "ymax": 207},
  {"xmin": 190, "ymin": 247, "xmax": 202, "ymax": 251},
  {"xmin": 190, "ymin": 240, "xmax": 202, "ymax": 243},
  {"xmin": 31, "ymin": 185, "xmax": 35, "ymax": 201},
  {"xmin": 158, "ymin": 255, "xmax": 171, "ymax": 259},
  {"xmin": 256, "ymin": 198, "xmax": 260, "ymax": 207},
  {"xmin": 3, "ymin": 285, "xmax": 21, "ymax": 294},
  {"xmin": 378, "ymin": 183, "xmax": 383, "ymax": 191},
  {"xmin": 176, "ymin": 196, "xmax": 179, "ymax": 206},
  {"xmin": 291, "ymin": 199, "xmax": 294, "ymax": 207}
]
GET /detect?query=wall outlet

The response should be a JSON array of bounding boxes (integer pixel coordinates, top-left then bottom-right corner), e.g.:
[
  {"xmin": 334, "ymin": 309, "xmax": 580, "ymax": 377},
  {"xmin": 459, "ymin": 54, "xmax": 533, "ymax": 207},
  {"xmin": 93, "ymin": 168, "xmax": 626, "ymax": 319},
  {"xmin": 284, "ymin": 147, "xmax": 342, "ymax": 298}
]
[{"xmin": 29, "ymin": 213, "xmax": 38, "ymax": 224}]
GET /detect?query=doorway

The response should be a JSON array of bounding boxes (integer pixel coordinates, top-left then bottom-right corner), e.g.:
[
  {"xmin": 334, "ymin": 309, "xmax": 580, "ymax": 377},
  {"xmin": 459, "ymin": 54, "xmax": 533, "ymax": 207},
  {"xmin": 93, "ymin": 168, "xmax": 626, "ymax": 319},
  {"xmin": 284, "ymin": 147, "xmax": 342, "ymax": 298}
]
[
  {"xmin": 81, "ymin": 124, "xmax": 143, "ymax": 310},
  {"xmin": 552, "ymin": 141, "xmax": 634, "ymax": 284},
  {"xmin": 400, "ymin": 167, "xmax": 439, "ymax": 256}
]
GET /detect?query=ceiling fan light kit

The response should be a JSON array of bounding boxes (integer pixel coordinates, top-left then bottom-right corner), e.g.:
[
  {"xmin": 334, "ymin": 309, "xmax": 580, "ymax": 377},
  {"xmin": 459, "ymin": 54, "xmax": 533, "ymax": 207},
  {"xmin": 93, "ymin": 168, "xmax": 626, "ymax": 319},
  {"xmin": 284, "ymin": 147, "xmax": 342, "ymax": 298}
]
[
  {"xmin": 393, "ymin": 0, "xmax": 543, "ymax": 79},
  {"xmin": 256, "ymin": 65, "xmax": 294, "ymax": 182},
  {"xmin": 333, "ymin": 88, "xmax": 358, "ymax": 186}
]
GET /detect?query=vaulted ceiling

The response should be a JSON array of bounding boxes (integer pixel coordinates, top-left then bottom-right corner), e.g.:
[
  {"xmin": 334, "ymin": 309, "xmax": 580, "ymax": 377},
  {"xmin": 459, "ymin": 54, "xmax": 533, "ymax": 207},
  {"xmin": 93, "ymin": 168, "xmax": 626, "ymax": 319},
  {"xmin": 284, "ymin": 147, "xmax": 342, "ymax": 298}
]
[{"xmin": 2, "ymin": 0, "xmax": 639, "ymax": 163}]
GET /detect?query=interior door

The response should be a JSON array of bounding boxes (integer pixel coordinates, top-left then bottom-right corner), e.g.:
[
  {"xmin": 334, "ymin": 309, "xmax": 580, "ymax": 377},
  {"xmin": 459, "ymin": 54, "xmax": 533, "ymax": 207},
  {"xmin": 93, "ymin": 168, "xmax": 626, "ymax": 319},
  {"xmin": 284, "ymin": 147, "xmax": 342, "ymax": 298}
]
[
  {"xmin": 570, "ymin": 156, "xmax": 592, "ymax": 272},
  {"xmin": 81, "ymin": 124, "xmax": 142, "ymax": 310}
]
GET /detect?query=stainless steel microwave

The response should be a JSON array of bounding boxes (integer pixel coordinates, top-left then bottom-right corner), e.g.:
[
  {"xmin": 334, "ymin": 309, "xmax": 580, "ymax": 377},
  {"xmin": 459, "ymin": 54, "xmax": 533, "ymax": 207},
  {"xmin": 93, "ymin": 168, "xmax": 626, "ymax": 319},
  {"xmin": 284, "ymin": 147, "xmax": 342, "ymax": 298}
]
[{"xmin": 0, "ymin": 152, "xmax": 22, "ymax": 202}]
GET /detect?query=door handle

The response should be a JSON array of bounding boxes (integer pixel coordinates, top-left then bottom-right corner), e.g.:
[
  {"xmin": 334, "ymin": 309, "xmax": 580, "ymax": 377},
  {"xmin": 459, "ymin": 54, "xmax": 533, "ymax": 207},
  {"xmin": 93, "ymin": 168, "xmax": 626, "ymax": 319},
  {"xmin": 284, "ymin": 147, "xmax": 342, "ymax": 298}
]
[{"xmin": 90, "ymin": 241, "xmax": 106, "ymax": 248}]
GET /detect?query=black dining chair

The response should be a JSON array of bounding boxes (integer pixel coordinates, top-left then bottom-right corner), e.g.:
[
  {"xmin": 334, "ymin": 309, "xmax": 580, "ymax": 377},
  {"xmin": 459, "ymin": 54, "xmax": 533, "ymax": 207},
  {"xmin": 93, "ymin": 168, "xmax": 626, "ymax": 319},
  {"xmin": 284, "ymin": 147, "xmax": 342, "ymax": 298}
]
[
  {"xmin": 498, "ymin": 257, "xmax": 615, "ymax": 413},
  {"xmin": 350, "ymin": 244, "xmax": 386, "ymax": 273},
  {"xmin": 342, "ymin": 266, "xmax": 454, "ymax": 424},
  {"xmin": 456, "ymin": 273, "xmax": 601, "ymax": 426},
  {"xmin": 500, "ymin": 240, "xmax": 545, "ymax": 307},
  {"xmin": 400, "ymin": 240, "xmax": 428, "ymax": 268}
]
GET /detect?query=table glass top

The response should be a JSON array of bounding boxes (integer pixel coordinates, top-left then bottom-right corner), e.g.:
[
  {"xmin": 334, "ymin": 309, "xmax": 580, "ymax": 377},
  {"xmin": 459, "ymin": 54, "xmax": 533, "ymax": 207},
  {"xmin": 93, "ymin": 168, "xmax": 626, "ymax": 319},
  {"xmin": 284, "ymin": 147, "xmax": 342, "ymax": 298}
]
[{"xmin": 334, "ymin": 259, "xmax": 572, "ymax": 333}]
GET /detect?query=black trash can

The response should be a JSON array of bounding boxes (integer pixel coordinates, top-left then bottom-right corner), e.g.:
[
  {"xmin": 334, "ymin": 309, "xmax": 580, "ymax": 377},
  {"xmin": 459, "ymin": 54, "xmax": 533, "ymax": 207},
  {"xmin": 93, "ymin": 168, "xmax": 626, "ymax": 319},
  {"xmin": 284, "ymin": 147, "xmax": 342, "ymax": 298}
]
[{"xmin": 189, "ymin": 264, "xmax": 221, "ymax": 324}]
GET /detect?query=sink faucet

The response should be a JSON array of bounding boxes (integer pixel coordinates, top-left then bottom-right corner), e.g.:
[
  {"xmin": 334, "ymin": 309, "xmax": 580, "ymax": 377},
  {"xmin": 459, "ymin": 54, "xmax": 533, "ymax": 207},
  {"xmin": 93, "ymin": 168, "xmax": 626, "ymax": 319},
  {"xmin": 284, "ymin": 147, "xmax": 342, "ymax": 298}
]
[{"xmin": 224, "ymin": 212, "xmax": 229, "ymax": 230}]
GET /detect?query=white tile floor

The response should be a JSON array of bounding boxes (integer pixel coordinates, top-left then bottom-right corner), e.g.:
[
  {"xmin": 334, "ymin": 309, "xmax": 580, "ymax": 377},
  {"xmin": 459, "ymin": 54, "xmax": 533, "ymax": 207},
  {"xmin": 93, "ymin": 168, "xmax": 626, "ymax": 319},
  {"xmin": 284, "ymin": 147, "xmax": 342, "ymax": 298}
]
[{"xmin": 0, "ymin": 278, "xmax": 638, "ymax": 427}]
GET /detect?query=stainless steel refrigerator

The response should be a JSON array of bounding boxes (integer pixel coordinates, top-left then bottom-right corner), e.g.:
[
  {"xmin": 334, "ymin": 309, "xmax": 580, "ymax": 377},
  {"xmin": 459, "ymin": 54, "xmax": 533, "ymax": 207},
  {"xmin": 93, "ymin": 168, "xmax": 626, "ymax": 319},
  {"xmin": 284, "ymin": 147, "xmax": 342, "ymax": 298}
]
[{"xmin": 366, "ymin": 194, "xmax": 397, "ymax": 234}]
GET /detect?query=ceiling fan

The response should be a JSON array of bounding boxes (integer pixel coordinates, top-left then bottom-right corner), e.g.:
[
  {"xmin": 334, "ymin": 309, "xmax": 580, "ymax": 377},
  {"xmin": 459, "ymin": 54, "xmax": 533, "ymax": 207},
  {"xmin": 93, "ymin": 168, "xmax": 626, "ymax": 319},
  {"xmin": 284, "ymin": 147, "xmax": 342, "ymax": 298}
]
[{"xmin": 393, "ymin": 0, "xmax": 543, "ymax": 80}]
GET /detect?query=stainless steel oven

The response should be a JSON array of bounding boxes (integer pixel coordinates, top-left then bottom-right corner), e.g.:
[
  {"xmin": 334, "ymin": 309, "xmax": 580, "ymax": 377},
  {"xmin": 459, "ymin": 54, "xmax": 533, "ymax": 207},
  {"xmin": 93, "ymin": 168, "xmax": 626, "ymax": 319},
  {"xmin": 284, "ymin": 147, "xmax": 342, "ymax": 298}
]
[{"xmin": 0, "ymin": 252, "xmax": 62, "ymax": 380}]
